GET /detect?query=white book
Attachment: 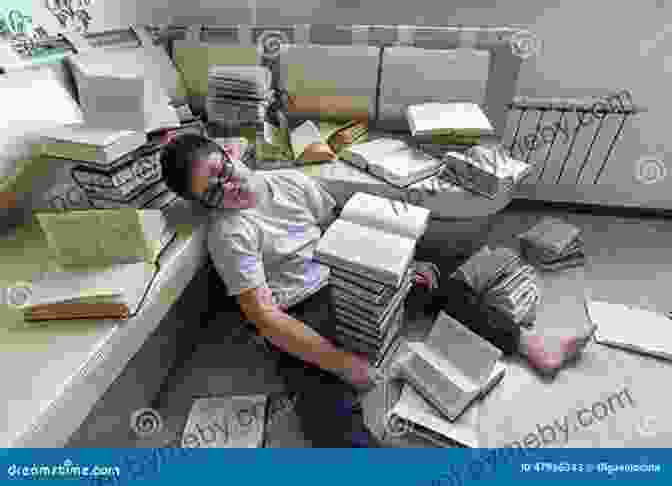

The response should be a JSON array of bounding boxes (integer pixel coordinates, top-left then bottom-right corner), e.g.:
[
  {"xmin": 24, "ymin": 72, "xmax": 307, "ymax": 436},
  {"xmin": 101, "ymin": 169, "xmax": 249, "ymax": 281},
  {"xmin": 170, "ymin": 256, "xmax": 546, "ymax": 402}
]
[
  {"xmin": 36, "ymin": 209, "xmax": 171, "ymax": 266},
  {"xmin": 390, "ymin": 360, "xmax": 506, "ymax": 448},
  {"xmin": 71, "ymin": 56, "xmax": 180, "ymax": 133},
  {"xmin": 316, "ymin": 193, "xmax": 430, "ymax": 287},
  {"xmin": 405, "ymin": 102, "xmax": 494, "ymax": 138},
  {"xmin": 586, "ymin": 299, "xmax": 672, "ymax": 362},
  {"xmin": 393, "ymin": 312, "xmax": 504, "ymax": 421},
  {"xmin": 181, "ymin": 395, "xmax": 267, "ymax": 448},
  {"xmin": 22, "ymin": 261, "xmax": 156, "ymax": 319},
  {"xmin": 38, "ymin": 124, "xmax": 146, "ymax": 164},
  {"xmin": 341, "ymin": 138, "xmax": 443, "ymax": 187}
]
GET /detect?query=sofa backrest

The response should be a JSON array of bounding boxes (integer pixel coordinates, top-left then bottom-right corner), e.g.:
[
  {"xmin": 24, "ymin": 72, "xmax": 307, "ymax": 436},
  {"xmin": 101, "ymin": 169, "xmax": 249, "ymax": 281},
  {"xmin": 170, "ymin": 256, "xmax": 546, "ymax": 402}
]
[{"xmin": 170, "ymin": 24, "xmax": 523, "ymax": 135}]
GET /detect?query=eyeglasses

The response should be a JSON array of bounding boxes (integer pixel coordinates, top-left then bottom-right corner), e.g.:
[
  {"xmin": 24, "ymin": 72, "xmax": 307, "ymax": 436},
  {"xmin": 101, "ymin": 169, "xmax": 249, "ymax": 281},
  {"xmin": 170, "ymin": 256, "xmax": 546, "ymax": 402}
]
[{"xmin": 200, "ymin": 149, "xmax": 236, "ymax": 208}]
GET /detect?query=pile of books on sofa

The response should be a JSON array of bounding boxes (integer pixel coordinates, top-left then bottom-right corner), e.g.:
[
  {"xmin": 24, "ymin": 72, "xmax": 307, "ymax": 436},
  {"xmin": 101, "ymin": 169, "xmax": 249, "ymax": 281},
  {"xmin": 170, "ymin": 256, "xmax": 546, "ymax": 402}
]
[
  {"xmin": 205, "ymin": 65, "xmax": 274, "ymax": 129},
  {"xmin": 315, "ymin": 192, "xmax": 430, "ymax": 365},
  {"xmin": 37, "ymin": 121, "xmax": 204, "ymax": 210},
  {"xmin": 406, "ymin": 102, "xmax": 494, "ymax": 157}
]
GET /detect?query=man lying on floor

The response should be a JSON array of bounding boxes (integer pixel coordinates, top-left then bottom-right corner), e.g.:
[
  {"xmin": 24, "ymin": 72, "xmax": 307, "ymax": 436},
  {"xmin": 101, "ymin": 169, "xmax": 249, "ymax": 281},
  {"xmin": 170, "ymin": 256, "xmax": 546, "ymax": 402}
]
[{"xmin": 160, "ymin": 134, "xmax": 595, "ymax": 447}]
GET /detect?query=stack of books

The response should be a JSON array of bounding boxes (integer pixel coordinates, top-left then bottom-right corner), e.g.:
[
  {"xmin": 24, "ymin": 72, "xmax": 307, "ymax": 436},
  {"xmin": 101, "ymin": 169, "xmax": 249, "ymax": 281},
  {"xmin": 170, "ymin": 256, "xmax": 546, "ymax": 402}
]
[
  {"xmin": 517, "ymin": 217, "xmax": 585, "ymax": 271},
  {"xmin": 380, "ymin": 312, "xmax": 507, "ymax": 448},
  {"xmin": 405, "ymin": 102, "xmax": 494, "ymax": 158},
  {"xmin": 315, "ymin": 192, "xmax": 430, "ymax": 365},
  {"xmin": 439, "ymin": 145, "xmax": 533, "ymax": 199},
  {"xmin": 453, "ymin": 246, "xmax": 541, "ymax": 328},
  {"xmin": 38, "ymin": 121, "xmax": 204, "ymax": 210},
  {"xmin": 205, "ymin": 65, "xmax": 274, "ymax": 129},
  {"xmin": 22, "ymin": 209, "xmax": 175, "ymax": 321}
]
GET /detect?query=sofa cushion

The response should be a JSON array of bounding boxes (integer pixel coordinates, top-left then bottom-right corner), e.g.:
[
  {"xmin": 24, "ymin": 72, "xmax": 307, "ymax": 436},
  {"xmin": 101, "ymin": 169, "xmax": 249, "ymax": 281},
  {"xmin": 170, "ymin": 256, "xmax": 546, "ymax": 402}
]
[
  {"xmin": 278, "ymin": 44, "xmax": 380, "ymax": 122},
  {"xmin": 377, "ymin": 47, "xmax": 490, "ymax": 131},
  {"xmin": 172, "ymin": 40, "xmax": 260, "ymax": 114},
  {"xmin": 0, "ymin": 66, "xmax": 86, "ymax": 230}
]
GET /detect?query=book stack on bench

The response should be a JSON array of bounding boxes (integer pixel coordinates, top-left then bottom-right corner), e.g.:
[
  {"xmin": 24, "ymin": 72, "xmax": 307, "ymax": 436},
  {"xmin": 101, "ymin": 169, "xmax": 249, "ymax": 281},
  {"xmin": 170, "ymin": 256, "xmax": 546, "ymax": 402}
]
[
  {"xmin": 38, "ymin": 121, "xmax": 205, "ymax": 210},
  {"xmin": 405, "ymin": 102, "xmax": 494, "ymax": 158},
  {"xmin": 315, "ymin": 192, "xmax": 430, "ymax": 365}
]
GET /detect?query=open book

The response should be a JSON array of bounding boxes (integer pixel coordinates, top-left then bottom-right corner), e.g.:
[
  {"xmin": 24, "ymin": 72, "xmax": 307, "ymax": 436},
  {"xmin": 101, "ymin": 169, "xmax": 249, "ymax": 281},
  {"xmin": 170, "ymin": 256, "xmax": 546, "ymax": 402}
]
[
  {"xmin": 20, "ymin": 261, "xmax": 156, "ymax": 321},
  {"xmin": 340, "ymin": 137, "xmax": 445, "ymax": 187},
  {"xmin": 394, "ymin": 312, "xmax": 505, "ymax": 421},
  {"xmin": 36, "ymin": 209, "xmax": 173, "ymax": 267},
  {"xmin": 37, "ymin": 124, "xmax": 147, "ymax": 165},
  {"xmin": 181, "ymin": 395, "xmax": 268, "ymax": 448},
  {"xmin": 315, "ymin": 192, "xmax": 430, "ymax": 287},
  {"xmin": 587, "ymin": 299, "xmax": 672, "ymax": 362},
  {"xmin": 388, "ymin": 361, "xmax": 506, "ymax": 448},
  {"xmin": 257, "ymin": 120, "xmax": 368, "ymax": 164}
]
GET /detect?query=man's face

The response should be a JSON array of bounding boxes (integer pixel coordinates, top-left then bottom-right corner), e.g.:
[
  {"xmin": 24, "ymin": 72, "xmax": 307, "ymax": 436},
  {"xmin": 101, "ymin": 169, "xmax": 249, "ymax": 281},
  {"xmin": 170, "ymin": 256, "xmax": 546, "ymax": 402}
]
[{"xmin": 190, "ymin": 150, "xmax": 258, "ymax": 210}]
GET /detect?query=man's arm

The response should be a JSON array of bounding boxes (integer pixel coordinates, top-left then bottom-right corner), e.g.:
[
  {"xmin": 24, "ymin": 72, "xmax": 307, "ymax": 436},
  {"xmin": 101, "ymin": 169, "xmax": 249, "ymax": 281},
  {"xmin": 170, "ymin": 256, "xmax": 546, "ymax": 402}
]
[{"xmin": 238, "ymin": 286, "xmax": 372, "ymax": 387}]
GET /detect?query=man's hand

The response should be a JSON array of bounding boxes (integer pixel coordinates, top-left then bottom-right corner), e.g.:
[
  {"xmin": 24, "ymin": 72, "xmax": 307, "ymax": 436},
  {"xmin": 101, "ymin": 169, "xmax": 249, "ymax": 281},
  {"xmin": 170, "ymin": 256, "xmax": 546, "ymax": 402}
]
[
  {"xmin": 238, "ymin": 286, "xmax": 375, "ymax": 389},
  {"xmin": 412, "ymin": 261, "xmax": 440, "ymax": 291}
]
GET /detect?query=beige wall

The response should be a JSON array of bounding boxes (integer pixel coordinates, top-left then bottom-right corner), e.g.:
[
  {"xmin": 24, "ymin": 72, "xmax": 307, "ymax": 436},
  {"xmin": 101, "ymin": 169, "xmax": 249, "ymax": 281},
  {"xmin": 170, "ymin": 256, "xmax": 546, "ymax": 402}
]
[{"xmin": 33, "ymin": 0, "xmax": 672, "ymax": 208}]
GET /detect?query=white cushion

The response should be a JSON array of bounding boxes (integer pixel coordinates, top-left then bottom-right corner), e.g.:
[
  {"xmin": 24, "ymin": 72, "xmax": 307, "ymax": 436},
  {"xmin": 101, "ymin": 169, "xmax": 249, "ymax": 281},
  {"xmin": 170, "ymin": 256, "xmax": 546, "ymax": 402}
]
[{"xmin": 378, "ymin": 47, "xmax": 490, "ymax": 129}]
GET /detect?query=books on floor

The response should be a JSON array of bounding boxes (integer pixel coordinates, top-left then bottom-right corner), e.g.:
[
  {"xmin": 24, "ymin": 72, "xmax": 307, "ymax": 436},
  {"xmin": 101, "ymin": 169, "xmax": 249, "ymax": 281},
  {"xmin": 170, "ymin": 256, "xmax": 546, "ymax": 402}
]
[
  {"xmin": 205, "ymin": 65, "xmax": 274, "ymax": 128},
  {"xmin": 20, "ymin": 261, "xmax": 157, "ymax": 321},
  {"xmin": 181, "ymin": 395, "xmax": 268, "ymax": 448},
  {"xmin": 405, "ymin": 102, "xmax": 494, "ymax": 139},
  {"xmin": 36, "ymin": 208, "xmax": 174, "ymax": 267},
  {"xmin": 382, "ymin": 312, "xmax": 506, "ymax": 447},
  {"xmin": 517, "ymin": 217, "xmax": 585, "ymax": 271},
  {"xmin": 340, "ymin": 137, "xmax": 445, "ymax": 188},
  {"xmin": 586, "ymin": 299, "xmax": 672, "ymax": 362},
  {"xmin": 439, "ymin": 145, "xmax": 533, "ymax": 199},
  {"xmin": 37, "ymin": 124, "xmax": 147, "ymax": 165},
  {"xmin": 316, "ymin": 192, "xmax": 430, "ymax": 287}
]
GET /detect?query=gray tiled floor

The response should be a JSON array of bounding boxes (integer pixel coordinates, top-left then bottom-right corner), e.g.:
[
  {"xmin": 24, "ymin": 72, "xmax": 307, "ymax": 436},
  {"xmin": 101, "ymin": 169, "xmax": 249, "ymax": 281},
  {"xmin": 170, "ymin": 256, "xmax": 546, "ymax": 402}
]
[
  {"xmin": 133, "ymin": 205, "xmax": 672, "ymax": 448},
  {"xmin": 133, "ymin": 313, "xmax": 311, "ymax": 448}
]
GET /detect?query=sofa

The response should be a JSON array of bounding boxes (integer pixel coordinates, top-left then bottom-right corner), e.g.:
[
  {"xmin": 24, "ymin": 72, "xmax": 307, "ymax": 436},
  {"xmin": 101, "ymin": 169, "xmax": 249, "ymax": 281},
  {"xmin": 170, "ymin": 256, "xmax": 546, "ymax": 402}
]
[{"xmin": 0, "ymin": 23, "xmax": 526, "ymax": 447}]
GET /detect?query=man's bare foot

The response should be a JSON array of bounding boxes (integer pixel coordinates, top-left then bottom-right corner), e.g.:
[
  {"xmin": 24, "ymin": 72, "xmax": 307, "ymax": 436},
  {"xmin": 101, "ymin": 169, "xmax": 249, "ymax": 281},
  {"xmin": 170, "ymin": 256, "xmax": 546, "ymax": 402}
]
[{"xmin": 522, "ymin": 324, "xmax": 597, "ymax": 375}]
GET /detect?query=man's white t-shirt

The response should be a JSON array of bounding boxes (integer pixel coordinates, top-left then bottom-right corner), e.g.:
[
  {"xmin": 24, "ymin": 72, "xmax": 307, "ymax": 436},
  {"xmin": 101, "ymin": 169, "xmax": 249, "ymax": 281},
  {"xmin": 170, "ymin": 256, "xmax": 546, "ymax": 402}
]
[{"xmin": 208, "ymin": 170, "xmax": 337, "ymax": 309}]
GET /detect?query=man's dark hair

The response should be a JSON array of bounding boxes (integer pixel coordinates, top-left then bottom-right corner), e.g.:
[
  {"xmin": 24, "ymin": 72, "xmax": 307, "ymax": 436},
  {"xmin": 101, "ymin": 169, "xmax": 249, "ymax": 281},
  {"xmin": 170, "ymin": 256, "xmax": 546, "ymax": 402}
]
[{"xmin": 159, "ymin": 133, "xmax": 224, "ymax": 200}]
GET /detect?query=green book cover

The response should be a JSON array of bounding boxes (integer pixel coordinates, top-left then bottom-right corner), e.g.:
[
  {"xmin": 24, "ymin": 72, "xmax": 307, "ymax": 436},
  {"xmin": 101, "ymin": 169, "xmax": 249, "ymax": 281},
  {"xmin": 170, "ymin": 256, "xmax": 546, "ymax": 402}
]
[{"xmin": 36, "ymin": 208, "xmax": 167, "ymax": 267}]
